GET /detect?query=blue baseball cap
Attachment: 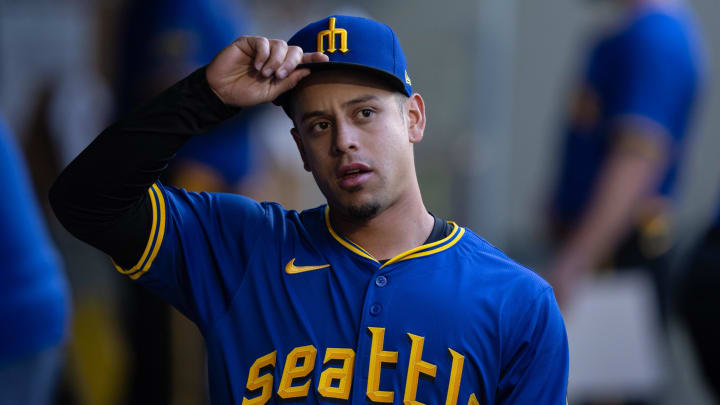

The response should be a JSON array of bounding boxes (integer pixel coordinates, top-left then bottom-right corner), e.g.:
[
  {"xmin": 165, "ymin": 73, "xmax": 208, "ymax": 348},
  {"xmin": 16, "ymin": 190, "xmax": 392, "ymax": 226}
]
[{"xmin": 274, "ymin": 15, "xmax": 413, "ymax": 106}]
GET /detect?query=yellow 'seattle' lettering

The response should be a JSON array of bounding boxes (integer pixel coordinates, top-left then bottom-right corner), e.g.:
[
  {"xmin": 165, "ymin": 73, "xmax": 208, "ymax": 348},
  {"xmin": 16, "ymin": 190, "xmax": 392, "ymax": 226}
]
[
  {"xmin": 403, "ymin": 334, "xmax": 438, "ymax": 404},
  {"xmin": 367, "ymin": 327, "xmax": 398, "ymax": 403},
  {"xmin": 317, "ymin": 17, "xmax": 349, "ymax": 54},
  {"xmin": 445, "ymin": 349, "xmax": 465, "ymax": 405},
  {"xmin": 245, "ymin": 337, "xmax": 468, "ymax": 403},
  {"xmin": 317, "ymin": 348, "xmax": 355, "ymax": 400},
  {"xmin": 277, "ymin": 345, "xmax": 317, "ymax": 399},
  {"xmin": 242, "ymin": 351, "xmax": 276, "ymax": 405}
]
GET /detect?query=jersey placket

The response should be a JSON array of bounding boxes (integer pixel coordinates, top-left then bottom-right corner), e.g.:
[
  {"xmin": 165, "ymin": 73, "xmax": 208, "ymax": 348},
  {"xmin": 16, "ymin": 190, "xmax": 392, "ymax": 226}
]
[{"xmin": 352, "ymin": 263, "xmax": 395, "ymax": 404}]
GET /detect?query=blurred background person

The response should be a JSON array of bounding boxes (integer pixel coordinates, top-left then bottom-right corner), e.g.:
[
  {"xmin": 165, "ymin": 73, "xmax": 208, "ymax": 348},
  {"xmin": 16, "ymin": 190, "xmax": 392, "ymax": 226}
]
[
  {"xmin": 547, "ymin": 0, "xmax": 705, "ymax": 316},
  {"xmin": 0, "ymin": 116, "xmax": 71, "ymax": 405},
  {"xmin": 0, "ymin": 2, "xmax": 124, "ymax": 404},
  {"xmin": 546, "ymin": 0, "xmax": 706, "ymax": 403},
  {"xmin": 116, "ymin": 0, "xmax": 256, "ymax": 195}
]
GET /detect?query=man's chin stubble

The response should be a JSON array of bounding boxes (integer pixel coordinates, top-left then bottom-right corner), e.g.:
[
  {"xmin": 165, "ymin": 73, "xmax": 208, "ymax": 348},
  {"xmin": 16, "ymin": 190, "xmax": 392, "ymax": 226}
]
[{"xmin": 345, "ymin": 201, "xmax": 381, "ymax": 220}]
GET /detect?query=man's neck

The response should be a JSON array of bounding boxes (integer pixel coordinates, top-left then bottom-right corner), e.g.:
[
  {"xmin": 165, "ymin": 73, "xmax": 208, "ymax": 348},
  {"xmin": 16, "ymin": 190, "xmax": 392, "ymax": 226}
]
[{"xmin": 329, "ymin": 193, "xmax": 434, "ymax": 261}]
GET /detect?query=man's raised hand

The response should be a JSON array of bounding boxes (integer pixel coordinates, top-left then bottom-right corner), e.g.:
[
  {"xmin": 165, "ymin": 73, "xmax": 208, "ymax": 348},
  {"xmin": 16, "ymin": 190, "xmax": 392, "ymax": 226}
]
[{"xmin": 206, "ymin": 36, "xmax": 329, "ymax": 107}]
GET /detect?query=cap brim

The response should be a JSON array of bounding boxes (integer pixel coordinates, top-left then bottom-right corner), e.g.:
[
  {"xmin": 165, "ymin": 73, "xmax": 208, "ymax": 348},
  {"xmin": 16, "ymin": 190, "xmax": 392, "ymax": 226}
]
[{"xmin": 272, "ymin": 61, "xmax": 408, "ymax": 107}]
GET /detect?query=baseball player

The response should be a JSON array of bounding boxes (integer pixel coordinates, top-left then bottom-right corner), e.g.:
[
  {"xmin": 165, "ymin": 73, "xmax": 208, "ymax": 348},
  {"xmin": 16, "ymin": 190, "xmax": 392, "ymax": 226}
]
[{"xmin": 51, "ymin": 15, "xmax": 568, "ymax": 404}]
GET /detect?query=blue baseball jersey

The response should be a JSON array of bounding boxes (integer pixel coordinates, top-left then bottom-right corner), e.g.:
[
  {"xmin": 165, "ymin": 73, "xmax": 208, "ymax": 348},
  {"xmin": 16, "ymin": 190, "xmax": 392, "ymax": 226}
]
[
  {"xmin": 0, "ymin": 118, "xmax": 69, "ymax": 362},
  {"xmin": 553, "ymin": 5, "xmax": 704, "ymax": 221},
  {"xmin": 115, "ymin": 183, "xmax": 568, "ymax": 404}
]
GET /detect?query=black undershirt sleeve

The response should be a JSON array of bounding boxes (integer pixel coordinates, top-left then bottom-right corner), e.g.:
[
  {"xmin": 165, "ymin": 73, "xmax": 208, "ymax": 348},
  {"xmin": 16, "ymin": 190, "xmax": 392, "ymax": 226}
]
[{"xmin": 49, "ymin": 67, "xmax": 239, "ymax": 268}]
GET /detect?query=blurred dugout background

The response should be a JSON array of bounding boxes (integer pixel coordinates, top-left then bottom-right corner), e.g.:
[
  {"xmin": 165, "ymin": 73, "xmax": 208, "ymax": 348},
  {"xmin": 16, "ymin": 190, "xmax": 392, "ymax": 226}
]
[{"xmin": 0, "ymin": 0, "xmax": 718, "ymax": 404}]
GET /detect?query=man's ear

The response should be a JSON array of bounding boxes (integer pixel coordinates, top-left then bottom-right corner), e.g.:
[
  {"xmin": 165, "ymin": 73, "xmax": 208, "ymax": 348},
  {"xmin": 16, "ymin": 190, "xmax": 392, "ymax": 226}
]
[
  {"xmin": 406, "ymin": 93, "xmax": 426, "ymax": 144},
  {"xmin": 291, "ymin": 127, "xmax": 312, "ymax": 172}
]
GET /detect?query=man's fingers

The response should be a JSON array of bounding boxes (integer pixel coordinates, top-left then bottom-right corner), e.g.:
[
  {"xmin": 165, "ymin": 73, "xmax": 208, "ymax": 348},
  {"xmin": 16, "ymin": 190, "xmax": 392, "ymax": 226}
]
[
  {"xmin": 260, "ymin": 39, "xmax": 288, "ymax": 78},
  {"xmin": 229, "ymin": 37, "xmax": 327, "ymax": 74},
  {"xmin": 301, "ymin": 52, "xmax": 330, "ymax": 64},
  {"xmin": 276, "ymin": 46, "xmax": 304, "ymax": 80},
  {"xmin": 215, "ymin": 36, "xmax": 328, "ymax": 105},
  {"xmin": 273, "ymin": 68, "xmax": 311, "ymax": 95},
  {"xmin": 250, "ymin": 37, "xmax": 271, "ymax": 72},
  {"xmin": 270, "ymin": 51, "xmax": 327, "ymax": 99}
]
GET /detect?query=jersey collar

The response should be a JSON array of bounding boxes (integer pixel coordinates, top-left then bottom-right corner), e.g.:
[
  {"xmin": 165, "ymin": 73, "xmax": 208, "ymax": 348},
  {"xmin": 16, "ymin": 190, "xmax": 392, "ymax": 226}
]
[{"xmin": 324, "ymin": 205, "xmax": 465, "ymax": 268}]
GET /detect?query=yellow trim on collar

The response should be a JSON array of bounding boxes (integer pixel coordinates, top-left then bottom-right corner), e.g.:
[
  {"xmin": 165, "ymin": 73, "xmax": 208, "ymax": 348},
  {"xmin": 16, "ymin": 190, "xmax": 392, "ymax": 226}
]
[
  {"xmin": 380, "ymin": 222, "xmax": 461, "ymax": 268},
  {"xmin": 324, "ymin": 206, "xmax": 465, "ymax": 268},
  {"xmin": 324, "ymin": 206, "xmax": 378, "ymax": 262},
  {"xmin": 391, "ymin": 227, "xmax": 465, "ymax": 264},
  {"xmin": 112, "ymin": 184, "xmax": 167, "ymax": 279}
]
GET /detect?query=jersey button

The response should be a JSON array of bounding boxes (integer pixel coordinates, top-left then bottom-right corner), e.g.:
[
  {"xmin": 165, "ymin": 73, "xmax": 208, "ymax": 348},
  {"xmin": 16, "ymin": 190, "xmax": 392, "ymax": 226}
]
[
  {"xmin": 375, "ymin": 275, "xmax": 388, "ymax": 287},
  {"xmin": 370, "ymin": 303, "xmax": 382, "ymax": 316}
]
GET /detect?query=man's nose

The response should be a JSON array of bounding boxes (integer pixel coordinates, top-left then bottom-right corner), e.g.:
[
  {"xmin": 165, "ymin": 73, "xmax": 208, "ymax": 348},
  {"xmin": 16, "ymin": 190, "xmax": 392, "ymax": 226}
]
[{"xmin": 332, "ymin": 121, "xmax": 359, "ymax": 154}]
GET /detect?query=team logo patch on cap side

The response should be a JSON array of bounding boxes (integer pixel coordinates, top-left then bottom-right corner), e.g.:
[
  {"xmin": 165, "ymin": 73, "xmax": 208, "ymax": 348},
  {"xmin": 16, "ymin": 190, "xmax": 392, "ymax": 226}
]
[{"xmin": 317, "ymin": 17, "xmax": 349, "ymax": 54}]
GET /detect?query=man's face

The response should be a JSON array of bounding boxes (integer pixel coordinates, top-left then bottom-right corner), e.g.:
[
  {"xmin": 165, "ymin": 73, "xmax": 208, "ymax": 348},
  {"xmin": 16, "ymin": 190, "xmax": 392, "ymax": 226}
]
[{"xmin": 289, "ymin": 69, "xmax": 425, "ymax": 220}]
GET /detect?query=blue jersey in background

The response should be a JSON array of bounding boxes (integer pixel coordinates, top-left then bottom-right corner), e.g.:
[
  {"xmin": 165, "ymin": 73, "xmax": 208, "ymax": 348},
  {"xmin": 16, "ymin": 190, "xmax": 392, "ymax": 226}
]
[
  {"xmin": 0, "ymin": 118, "xmax": 70, "ymax": 362},
  {"xmin": 118, "ymin": 0, "xmax": 254, "ymax": 186},
  {"xmin": 553, "ymin": 4, "xmax": 704, "ymax": 223}
]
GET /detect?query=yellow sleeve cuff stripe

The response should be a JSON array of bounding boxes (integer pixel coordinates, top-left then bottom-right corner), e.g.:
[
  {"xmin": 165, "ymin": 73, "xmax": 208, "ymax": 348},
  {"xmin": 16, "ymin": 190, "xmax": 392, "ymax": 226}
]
[{"xmin": 112, "ymin": 184, "xmax": 167, "ymax": 279}]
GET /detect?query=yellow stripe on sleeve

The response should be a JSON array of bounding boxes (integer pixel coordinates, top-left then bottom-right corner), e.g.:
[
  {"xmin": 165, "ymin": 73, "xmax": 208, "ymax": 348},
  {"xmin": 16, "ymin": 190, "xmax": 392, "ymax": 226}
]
[
  {"xmin": 112, "ymin": 184, "xmax": 166, "ymax": 279},
  {"xmin": 130, "ymin": 184, "xmax": 166, "ymax": 280}
]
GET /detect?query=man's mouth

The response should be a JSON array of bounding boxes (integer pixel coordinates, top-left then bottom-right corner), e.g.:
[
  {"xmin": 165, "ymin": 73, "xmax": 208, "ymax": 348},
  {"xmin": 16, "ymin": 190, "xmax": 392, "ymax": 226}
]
[{"xmin": 337, "ymin": 163, "xmax": 372, "ymax": 189}]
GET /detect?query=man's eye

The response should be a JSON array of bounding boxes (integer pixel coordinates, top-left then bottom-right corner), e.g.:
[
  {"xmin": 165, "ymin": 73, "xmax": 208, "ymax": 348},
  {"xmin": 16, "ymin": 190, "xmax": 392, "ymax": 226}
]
[
  {"xmin": 312, "ymin": 121, "xmax": 330, "ymax": 131},
  {"xmin": 359, "ymin": 109, "xmax": 374, "ymax": 118}
]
